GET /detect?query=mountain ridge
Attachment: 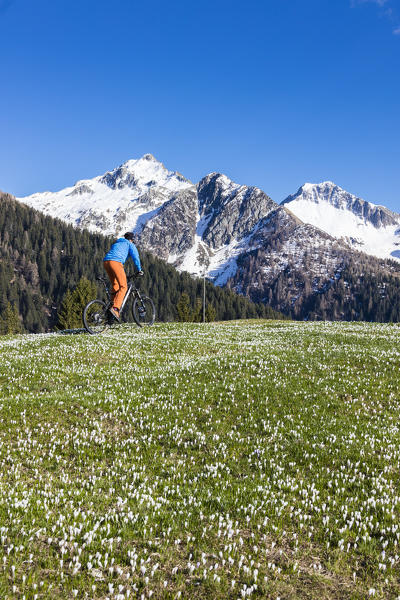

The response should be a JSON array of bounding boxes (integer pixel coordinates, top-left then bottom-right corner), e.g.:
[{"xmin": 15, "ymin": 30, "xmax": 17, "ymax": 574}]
[{"xmin": 16, "ymin": 154, "xmax": 400, "ymax": 320}]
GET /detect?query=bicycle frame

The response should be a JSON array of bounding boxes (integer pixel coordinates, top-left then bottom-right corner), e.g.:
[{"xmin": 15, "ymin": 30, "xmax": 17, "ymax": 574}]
[
  {"xmin": 120, "ymin": 281, "xmax": 134, "ymax": 314},
  {"xmin": 98, "ymin": 275, "xmax": 143, "ymax": 318}
]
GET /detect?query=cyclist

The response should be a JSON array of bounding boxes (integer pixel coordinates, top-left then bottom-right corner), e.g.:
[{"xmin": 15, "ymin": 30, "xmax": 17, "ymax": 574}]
[{"xmin": 103, "ymin": 232, "xmax": 143, "ymax": 321}]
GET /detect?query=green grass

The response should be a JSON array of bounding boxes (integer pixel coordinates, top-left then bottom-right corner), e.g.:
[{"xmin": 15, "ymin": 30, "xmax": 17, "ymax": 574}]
[{"xmin": 0, "ymin": 320, "xmax": 400, "ymax": 599}]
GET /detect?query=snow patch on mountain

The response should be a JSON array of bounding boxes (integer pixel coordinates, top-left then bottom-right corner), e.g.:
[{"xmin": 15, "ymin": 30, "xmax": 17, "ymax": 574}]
[
  {"xmin": 282, "ymin": 181, "xmax": 400, "ymax": 261},
  {"xmin": 175, "ymin": 213, "xmax": 210, "ymax": 275}
]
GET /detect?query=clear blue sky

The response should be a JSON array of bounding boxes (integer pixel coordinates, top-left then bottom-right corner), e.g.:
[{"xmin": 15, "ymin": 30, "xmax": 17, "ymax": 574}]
[{"xmin": 1, "ymin": 0, "xmax": 399, "ymax": 210}]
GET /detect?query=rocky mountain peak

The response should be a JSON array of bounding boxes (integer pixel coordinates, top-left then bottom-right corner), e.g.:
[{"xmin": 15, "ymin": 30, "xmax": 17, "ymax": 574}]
[
  {"xmin": 283, "ymin": 181, "xmax": 399, "ymax": 230},
  {"xmin": 197, "ymin": 173, "xmax": 241, "ymax": 214},
  {"xmin": 195, "ymin": 172, "xmax": 278, "ymax": 249},
  {"xmin": 99, "ymin": 154, "xmax": 191, "ymax": 191},
  {"xmin": 285, "ymin": 181, "xmax": 347, "ymax": 206}
]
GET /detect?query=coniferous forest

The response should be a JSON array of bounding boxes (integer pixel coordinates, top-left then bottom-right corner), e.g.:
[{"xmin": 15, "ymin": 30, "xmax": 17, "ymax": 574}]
[
  {"xmin": 0, "ymin": 193, "xmax": 283, "ymax": 333},
  {"xmin": 232, "ymin": 247, "xmax": 400, "ymax": 322}
]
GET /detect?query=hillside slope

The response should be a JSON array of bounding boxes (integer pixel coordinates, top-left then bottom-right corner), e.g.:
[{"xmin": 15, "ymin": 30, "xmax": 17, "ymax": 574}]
[{"xmin": 0, "ymin": 192, "xmax": 282, "ymax": 332}]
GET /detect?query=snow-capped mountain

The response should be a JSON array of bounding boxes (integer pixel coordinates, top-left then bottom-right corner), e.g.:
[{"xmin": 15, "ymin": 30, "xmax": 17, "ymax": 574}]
[
  {"xmin": 19, "ymin": 155, "xmax": 346, "ymax": 294},
  {"xmin": 18, "ymin": 155, "xmax": 280, "ymax": 283},
  {"xmin": 17, "ymin": 155, "xmax": 400, "ymax": 318},
  {"xmin": 19, "ymin": 154, "xmax": 193, "ymax": 236},
  {"xmin": 282, "ymin": 181, "xmax": 400, "ymax": 261}
]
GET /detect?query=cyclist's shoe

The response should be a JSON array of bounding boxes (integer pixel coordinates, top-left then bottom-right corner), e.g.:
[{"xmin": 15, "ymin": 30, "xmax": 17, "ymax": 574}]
[
  {"xmin": 108, "ymin": 307, "xmax": 121, "ymax": 322},
  {"xmin": 137, "ymin": 270, "xmax": 144, "ymax": 277}
]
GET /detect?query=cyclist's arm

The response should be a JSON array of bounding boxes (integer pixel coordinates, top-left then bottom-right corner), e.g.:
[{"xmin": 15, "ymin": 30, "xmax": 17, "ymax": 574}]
[{"xmin": 128, "ymin": 243, "xmax": 141, "ymax": 271}]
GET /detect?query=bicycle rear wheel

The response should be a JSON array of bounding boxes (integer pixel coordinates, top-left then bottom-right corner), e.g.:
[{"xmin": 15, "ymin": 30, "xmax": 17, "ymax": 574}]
[
  {"xmin": 132, "ymin": 296, "xmax": 156, "ymax": 327},
  {"xmin": 83, "ymin": 299, "xmax": 109, "ymax": 334}
]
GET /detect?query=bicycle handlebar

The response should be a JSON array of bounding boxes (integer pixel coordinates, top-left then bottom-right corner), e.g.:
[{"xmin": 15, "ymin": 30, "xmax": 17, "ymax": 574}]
[
  {"xmin": 127, "ymin": 271, "xmax": 143, "ymax": 280},
  {"xmin": 97, "ymin": 272, "xmax": 142, "ymax": 283}
]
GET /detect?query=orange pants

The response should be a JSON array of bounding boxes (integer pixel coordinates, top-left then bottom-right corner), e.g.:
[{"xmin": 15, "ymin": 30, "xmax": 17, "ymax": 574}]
[{"xmin": 103, "ymin": 260, "xmax": 127, "ymax": 311}]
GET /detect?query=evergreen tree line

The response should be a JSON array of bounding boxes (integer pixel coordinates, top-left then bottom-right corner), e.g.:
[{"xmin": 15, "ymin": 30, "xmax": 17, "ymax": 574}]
[
  {"xmin": 233, "ymin": 243, "xmax": 400, "ymax": 322},
  {"xmin": 303, "ymin": 261, "xmax": 400, "ymax": 322},
  {"xmin": 0, "ymin": 193, "xmax": 284, "ymax": 333}
]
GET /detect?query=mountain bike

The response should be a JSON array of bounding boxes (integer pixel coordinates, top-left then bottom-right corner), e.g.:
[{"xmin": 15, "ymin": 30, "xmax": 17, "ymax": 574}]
[{"xmin": 83, "ymin": 273, "xmax": 156, "ymax": 334}]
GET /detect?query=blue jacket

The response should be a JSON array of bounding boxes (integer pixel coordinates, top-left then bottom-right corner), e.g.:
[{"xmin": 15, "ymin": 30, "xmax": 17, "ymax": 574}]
[{"xmin": 104, "ymin": 238, "xmax": 141, "ymax": 270}]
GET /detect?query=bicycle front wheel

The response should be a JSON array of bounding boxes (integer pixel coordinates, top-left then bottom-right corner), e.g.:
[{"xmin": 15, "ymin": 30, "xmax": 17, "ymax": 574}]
[
  {"xmin": 83, "ymin": 299, "xmax": 109, "ymax": 334},
  {"xmin": 132, "ymin": 296, "xmax": 156, "ymax": 327}
]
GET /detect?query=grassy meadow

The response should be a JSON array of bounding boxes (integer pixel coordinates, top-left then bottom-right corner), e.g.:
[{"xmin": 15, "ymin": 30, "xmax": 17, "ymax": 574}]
[{"xmin": 0, "ymin": 320, "xmax": 400, "ymax": 599}]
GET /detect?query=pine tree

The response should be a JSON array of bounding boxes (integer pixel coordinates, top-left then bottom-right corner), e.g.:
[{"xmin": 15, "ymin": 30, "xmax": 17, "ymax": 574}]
[
  {"xmin": 176, "ymin": 292, "xmax": 193, "ymax": 322},
  {"xmin": 57, "ymin": 290, "xmax": 75, "ymax": 330},
  {"xmin": 192, "ymin": 298, "xmax": 203, "ymax": 322},
  {"xmin": 57, "ymin": 277, "xmax": 97, "ymax": 330},
  {"xmin": 205, "ymin": 304, "xmax": 217, "ymax": 322},
  {"xmin": 0, "ymin": 302, "xmax": 22, "ymax": 335}
]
